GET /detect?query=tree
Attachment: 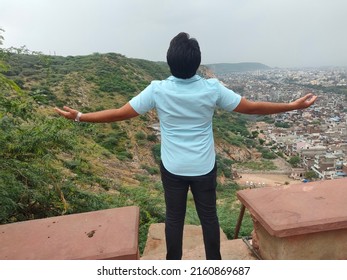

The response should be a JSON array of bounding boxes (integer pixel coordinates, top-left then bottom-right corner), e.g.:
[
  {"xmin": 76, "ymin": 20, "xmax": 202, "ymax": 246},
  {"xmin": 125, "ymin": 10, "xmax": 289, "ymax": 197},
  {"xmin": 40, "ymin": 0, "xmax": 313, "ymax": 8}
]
[
  {"xmin": 275, "ymin": 122, "xmax": 290, "ymax": 128},
  {"xmin": 288, "ymin": 156, "xmax": 301, "ymax": 167},
  {"xmin": 305, "ymin": 171, "xmax": 318, "ymax": 180},
  {"xmin": 0, "ymin": 28, "xmax": 6, "ymax": 65},
  {"xmin": 0, "ymin": 27, "xmax": 4, "ymax": 46},
  {"xmin": 258, "ymin": 138, "xmax": 265, "ymax": 145},
  {"xmin": 251, "ymin": 130, "xmax": 259, "ymax": 138}
]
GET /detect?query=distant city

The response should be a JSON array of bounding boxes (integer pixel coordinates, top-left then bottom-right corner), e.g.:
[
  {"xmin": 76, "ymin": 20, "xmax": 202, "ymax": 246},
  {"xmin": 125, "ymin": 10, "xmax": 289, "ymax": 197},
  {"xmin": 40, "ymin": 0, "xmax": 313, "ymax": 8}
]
[{"xmin": 217, "ymin": 67, "xmax": 347, "ymax": 180}]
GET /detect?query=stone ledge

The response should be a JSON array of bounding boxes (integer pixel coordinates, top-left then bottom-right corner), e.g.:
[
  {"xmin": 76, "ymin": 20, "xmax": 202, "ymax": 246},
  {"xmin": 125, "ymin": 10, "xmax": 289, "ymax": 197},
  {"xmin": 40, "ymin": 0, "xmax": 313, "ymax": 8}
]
[
  {"xmin": 0, "ymin": 206, "xmax": 140, "ymax": 260},
  {"xmin": 237, "ymin": 178, "xmax": 347, "ymax": 237},
  {"xmin": 237, "ymin": 178, "xmax": 347, "ymax": 259}
]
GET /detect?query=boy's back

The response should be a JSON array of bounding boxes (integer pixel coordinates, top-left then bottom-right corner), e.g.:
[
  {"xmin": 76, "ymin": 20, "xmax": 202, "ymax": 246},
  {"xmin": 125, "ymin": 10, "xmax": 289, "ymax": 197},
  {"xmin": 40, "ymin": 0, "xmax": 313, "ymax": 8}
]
[{"xmin": 129, "ymin": 74, "xmax": 241, "ymax": 176}]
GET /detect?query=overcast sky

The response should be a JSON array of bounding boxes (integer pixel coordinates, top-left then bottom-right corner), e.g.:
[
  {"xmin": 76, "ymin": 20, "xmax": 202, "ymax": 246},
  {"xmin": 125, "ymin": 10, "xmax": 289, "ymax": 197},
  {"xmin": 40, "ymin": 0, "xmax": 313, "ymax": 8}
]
[{"xmin": 1, "ymin": 0, "xmax": 346, "ymax": 68}]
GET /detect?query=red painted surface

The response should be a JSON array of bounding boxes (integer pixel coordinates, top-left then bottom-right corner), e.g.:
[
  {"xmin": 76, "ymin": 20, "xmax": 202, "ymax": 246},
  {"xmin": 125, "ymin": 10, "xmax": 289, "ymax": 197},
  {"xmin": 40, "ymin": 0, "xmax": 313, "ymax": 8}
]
[
  {"xmin": 0, "ymin": 206, "xmax": 139, "ymax": 260},
  {"xmin": 237, "ymin": 178, "xmax": 347, "ymax": 237}
]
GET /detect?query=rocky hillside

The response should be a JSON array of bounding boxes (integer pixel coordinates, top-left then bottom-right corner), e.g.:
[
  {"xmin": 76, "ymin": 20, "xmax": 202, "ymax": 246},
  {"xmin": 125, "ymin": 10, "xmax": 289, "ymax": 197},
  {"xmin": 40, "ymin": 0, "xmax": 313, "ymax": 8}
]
[{"xmin": 3, "ymin": 52, "xmax": 255, "ymax": 185}]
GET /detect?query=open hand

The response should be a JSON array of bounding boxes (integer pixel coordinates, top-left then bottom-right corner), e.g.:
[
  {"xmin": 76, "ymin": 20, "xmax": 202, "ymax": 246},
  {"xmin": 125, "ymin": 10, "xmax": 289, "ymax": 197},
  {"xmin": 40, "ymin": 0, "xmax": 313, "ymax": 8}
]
[
  {"xmin": 292, "ymin": 93, "xmax": 317, "ymax": 110},
  {"xmin": 54, "ymin": 106, "xmax": 79, "ymax": 120}
]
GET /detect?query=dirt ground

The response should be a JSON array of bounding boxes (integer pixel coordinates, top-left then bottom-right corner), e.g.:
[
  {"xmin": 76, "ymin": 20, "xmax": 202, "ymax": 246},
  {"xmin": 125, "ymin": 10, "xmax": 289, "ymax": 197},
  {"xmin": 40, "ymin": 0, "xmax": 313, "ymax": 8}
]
[{"xmin": 235, "ymin": 173, "xmax": 300, "ymax": 188}]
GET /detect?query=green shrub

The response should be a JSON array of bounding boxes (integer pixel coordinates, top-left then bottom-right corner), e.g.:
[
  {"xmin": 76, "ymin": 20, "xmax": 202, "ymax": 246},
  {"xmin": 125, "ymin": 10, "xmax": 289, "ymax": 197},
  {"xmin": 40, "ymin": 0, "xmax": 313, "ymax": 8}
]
[
  {"xmin": 152, "ymin": 144, "xmax": 161, "ymax": 164},
  {"xmin": 147, "ymin": 134, "xmax": 157, "ymax": 142},
  {"xmin": 141, "ymin": 164, "xmax": 159, "ymax": 175}
]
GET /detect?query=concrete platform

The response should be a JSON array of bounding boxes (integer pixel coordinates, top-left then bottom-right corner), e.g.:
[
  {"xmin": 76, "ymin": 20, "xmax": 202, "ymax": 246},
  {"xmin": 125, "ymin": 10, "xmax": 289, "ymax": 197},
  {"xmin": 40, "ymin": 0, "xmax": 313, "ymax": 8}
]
[
  {"xmin": 141, "ymin": 223, "xmax": 257, "ymax": 260},
  {"xmin": 0, "ymin": 206, "xmax": 140, "ymax": 260},
  {"xmin": 237, "ymin": 178, "xmax": 347, "ymax": 259}
]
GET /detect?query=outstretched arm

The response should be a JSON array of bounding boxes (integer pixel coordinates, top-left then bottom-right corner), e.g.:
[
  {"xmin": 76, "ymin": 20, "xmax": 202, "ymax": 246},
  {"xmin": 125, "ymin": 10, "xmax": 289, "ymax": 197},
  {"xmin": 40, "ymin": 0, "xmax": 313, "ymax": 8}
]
[
  {"xmin": 234, "ymin": 93, "xmax": 317, "ymax": 115},
  {"xmin": 54, "ymin": 102, "xmax": 139, "ymax": 122}
]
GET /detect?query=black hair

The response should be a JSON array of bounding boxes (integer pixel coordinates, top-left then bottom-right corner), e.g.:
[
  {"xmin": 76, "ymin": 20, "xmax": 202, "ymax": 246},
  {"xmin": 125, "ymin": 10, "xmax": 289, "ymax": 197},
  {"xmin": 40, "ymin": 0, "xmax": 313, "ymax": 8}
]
[{"xmin": 166, "ymin": 32, "xmax": 201, "ymax": 79}]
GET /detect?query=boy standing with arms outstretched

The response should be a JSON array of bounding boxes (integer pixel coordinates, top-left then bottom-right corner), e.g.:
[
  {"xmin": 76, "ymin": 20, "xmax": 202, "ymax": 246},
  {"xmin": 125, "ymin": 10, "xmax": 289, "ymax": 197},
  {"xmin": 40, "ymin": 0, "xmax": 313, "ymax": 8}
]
[{"xmin": 55, "ymin": 32, "xmax": 317, "ymax": 259}]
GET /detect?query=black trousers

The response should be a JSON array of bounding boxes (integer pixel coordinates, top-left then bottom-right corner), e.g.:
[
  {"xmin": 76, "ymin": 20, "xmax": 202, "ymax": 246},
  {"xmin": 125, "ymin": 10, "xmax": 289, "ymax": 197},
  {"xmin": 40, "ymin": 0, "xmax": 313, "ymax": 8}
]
[{"xmin": 160, "ymin": 161, "xmax": 221, "ymax": 260}]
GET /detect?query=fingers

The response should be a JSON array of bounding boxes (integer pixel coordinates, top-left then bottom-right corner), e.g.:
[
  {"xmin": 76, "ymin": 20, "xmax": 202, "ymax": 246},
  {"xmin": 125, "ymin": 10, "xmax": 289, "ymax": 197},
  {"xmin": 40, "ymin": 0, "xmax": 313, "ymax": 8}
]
[
  {"xmin": 304, "ymin": 93, "xmax": 314, "ymax": 99},
  {"xmin": 308, "ymin": 95, "xmax": 318, "ymax": 104},
  {"xmin": 304, "ymin": 93, "xmax": 317, "ymax": 102},
  {"xmin": 299, "ymin": 93, "xmax": 313, "ymax": 101},
  {"xmin": 54, "ymin": 107, "xmax": 66, "ymax": 116},
  {"xmin": 54, "ymin": 106, "xmax": 77, "ymax": 120},
  {"xmin": 63, "ymin": 106, "xmax": 75, "ymax": 113},
  {"xmin": 302, "ymin": 93, "xmax": 317, "ymax": 107}
]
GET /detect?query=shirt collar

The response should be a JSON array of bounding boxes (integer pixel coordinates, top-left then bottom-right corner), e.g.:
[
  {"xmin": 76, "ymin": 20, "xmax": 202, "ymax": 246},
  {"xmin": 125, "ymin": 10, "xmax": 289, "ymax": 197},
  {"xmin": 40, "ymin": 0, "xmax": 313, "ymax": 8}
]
[{"xmin": 168, "ymin": 75, "xmax": 201, "ymax": 83}]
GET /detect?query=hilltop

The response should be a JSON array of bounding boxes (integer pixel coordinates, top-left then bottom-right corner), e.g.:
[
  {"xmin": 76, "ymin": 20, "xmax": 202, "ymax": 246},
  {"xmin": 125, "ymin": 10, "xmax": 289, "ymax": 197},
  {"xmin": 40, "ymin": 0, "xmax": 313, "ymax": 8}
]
[{"xmin": 1, "ymin": 51, "xmax": 262, "ymax": 253}]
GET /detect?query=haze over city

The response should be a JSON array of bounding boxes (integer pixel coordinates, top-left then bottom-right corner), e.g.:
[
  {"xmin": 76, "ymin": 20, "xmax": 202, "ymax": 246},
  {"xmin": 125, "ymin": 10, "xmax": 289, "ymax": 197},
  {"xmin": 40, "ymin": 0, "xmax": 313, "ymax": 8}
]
[{"xmin": 1, "ymin": 0, "xmax": 347, "ymax": 68}]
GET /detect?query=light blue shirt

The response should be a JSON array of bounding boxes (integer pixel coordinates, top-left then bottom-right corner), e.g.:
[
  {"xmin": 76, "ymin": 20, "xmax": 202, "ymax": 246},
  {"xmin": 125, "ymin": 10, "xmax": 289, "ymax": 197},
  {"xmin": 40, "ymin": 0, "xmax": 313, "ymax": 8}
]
[{"xmin": 129, "ymin": 75, "xmax": 242, "ymax": 176}]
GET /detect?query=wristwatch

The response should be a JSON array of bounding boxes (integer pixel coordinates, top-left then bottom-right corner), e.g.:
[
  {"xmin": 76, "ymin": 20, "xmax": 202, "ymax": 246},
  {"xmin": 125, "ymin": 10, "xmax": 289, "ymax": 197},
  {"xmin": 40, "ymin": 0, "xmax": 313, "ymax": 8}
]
[{"xmin": 75, "ymin": 112, "xmax": 82, "ymax": 122}]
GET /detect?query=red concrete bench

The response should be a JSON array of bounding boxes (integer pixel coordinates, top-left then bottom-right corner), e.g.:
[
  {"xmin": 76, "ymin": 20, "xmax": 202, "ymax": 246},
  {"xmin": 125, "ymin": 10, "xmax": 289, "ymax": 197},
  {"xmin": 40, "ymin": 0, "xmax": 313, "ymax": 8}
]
[
  {"xmin": 0, "ymin": 206, "xmax": 140, "ymax": 260},
  {"xmin": 237, "ymin": 178, "xmax": 347, "ymax": 259}
]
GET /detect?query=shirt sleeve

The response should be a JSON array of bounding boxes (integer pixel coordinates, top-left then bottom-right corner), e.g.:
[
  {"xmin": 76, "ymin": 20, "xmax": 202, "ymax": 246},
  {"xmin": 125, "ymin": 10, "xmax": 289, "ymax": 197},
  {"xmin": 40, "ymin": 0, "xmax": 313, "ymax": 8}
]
[
  {"xmin": 216, "ymin": 82, "xmax": 242, "ymax": 112},
  {"xmin": 129, "ymin": 82, "xmax": 156, "ymax": 114}
]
